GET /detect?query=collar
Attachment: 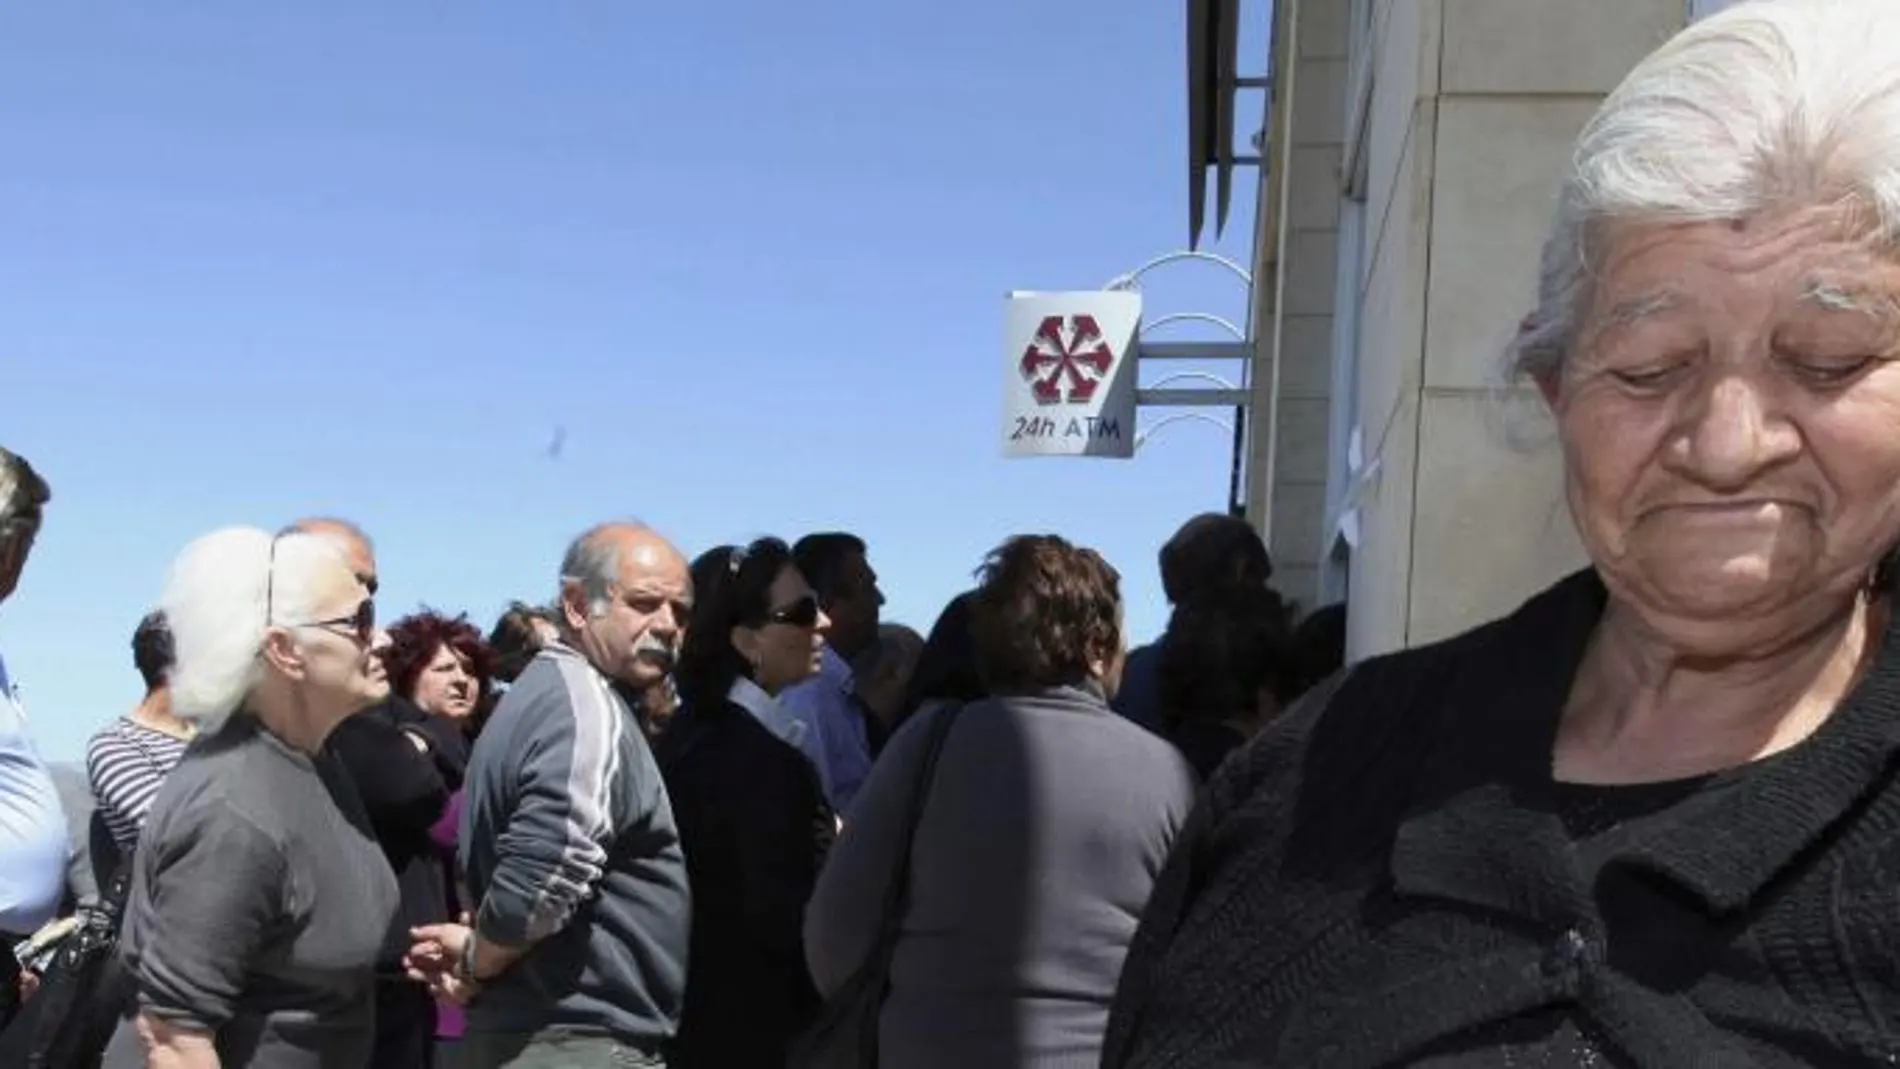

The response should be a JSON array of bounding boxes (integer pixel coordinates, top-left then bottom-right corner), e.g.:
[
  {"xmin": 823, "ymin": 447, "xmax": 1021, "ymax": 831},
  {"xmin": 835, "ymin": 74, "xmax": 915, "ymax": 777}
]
[
  {"xmin": 1390, "ymin": 569, "xmax": 1900, "ymax": 923},
  {"xmin": 727, "ymin": 676, "xmax": 781, "ymax": 728}
]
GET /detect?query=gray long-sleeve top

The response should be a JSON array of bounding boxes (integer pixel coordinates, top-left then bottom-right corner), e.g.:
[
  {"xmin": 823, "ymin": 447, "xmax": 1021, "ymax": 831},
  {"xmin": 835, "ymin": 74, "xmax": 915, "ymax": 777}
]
[
  {"xmin": 459, "ymin": 642, "xmax": 690, "ymax": 1046},
  {"xmin": 804, "ymin": 685, "xmax": 1198, "ymax": 1069}
]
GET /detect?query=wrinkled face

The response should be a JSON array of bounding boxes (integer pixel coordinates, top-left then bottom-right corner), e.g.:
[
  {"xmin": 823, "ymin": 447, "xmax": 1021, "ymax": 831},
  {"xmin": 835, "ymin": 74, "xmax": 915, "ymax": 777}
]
[
  {"xmin": 734, "ymin": 565, "xmax": 830, "ymax": 695},
  {"xmin": 267, "ymin": 556, "xmax": 390, "ymax": 729},
  {"xmin": 1545, "ymin": 207, "xmax": 1900, "ymax": 652},
  {"xmin": 567, "ymin": 533, "xmax": 693, "ymax": 690},
  {"xmin": 412, "ymin": 642, "xmax": 478, "ymax": 720}
]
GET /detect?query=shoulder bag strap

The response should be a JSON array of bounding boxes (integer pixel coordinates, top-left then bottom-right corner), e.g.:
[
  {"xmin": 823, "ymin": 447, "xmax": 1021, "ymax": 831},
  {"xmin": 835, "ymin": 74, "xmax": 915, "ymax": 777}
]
[{"xmin": 863, "ymin": 701, "xmax": 963, "ymax": 972}]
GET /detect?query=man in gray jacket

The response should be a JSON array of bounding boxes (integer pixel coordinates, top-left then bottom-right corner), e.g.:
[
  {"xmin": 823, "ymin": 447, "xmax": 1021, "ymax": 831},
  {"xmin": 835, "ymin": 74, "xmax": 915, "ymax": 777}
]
[{"xmin": 409, "ymin": 521, "xmax": 694, "ymax": 1068}]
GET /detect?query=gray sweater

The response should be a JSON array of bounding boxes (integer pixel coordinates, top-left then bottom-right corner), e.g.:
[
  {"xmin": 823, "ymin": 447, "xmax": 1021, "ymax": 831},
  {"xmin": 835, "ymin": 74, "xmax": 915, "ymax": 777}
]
[
  {"xmin": 114, "ymin": 715, "xmax": 397, "ymax": 1069},
  {"xmin": 804, "ymin": 685, "xmax": 1198, "ymax": 1069},
  {"xmin": 459, "ymin": 642, "xmax": 690, "ymax": 1047}
]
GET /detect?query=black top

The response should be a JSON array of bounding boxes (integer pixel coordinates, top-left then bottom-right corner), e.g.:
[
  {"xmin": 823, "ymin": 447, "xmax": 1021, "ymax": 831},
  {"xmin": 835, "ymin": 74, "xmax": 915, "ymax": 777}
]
[
  {"xmin": 325, "ymin": 696, "xmax": 468, "ymax": 973},
  {"xmin": 1168, "ymin": 719, "xmax": 1247, "ymax": 781},
  {"xmin": 1105, "ymin": 570, "xmax": 1900, "ymax": 1068},
  {"xmin": 655, "ymin": 696, "xmax": 835, "ymax": 1068}
]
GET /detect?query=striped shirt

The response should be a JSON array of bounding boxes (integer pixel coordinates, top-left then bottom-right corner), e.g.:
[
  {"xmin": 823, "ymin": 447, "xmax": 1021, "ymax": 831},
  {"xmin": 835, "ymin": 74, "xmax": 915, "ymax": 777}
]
[{"xmin": 85, "ymin": 717, "xmax": 189, "ymax": 855}]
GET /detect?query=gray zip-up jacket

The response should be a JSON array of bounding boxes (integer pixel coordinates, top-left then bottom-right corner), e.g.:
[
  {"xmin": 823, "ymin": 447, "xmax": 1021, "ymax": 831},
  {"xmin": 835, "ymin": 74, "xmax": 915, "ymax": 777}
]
[{"xmin": 459, "ymin": 642, "xmax": 690, "ymax": 1046}]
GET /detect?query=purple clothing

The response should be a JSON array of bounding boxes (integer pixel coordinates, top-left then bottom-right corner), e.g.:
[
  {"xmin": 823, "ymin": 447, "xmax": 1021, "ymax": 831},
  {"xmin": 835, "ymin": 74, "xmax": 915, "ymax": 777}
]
[{"xmin": 429, "ymin": 789, "xmax": 466, "ymax": 1040}]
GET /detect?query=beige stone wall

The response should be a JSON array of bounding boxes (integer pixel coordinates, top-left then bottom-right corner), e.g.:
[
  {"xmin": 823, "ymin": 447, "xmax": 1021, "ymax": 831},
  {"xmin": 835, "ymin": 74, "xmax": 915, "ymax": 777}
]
[
  {"xmin": 1246, "ymin": 0, "xmax": 1351, "ymax": 614},
  {"xmin": 1309, "ymin": 0, "xmax": 1687, "ymax": 656}
]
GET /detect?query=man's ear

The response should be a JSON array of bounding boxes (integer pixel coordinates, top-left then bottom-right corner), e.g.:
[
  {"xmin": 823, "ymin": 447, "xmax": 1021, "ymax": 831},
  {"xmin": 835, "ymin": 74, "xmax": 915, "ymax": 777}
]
[
  {"xmin": 260, "ymin": 628, "xmax": 305, "ymax": 680},
  {"xmin": 559, "ymin": 581, "xmax": 592, "ymax": 631}
]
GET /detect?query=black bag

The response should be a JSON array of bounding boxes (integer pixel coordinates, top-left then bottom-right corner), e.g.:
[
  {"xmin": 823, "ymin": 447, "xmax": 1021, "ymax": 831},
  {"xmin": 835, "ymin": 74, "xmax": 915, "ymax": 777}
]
[
  {"xmin": 0, "ymin": 837, "xmax": 137, "ymax": 1068},
  {"xmin": 788, "ymin": 701, "xmax": 963, "ymax": 1069}
]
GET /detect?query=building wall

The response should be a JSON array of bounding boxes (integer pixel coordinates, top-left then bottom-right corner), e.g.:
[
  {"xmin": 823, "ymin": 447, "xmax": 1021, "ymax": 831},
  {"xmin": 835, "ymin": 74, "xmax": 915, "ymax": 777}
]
[
  {"xmin": 1270, "ymin": 0, "xmax": 1692, "ymax": 656},
  {"xmin": 1245, "ymin": 0, "xmax": 1352, "ymax": 614}
]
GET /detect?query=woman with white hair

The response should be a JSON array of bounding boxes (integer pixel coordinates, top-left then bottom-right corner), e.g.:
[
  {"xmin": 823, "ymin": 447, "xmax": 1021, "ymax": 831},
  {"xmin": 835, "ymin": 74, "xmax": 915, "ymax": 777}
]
[
  {"xmin": 1105, "ymin": 2, "xmax": 1900, "ymax": 1065},
  {"xmin": 104, "ymin": 527, "xmax": 398, "ymax": 1069}
]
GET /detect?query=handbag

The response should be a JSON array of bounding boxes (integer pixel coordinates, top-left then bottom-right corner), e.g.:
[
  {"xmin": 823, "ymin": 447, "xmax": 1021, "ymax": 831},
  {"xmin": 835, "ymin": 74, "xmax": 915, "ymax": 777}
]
[
  {"xmin": 788, "ymin": 701, "xmax": 964, "ymax": 1069},
  {"xmin": 0, "ymin": 822, "xmax": 137, "ymax": 1068}
]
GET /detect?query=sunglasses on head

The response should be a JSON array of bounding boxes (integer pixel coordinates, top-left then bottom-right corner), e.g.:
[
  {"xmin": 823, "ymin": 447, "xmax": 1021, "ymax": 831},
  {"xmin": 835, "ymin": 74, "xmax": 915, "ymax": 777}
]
[{"xmin": 764, "ymin": 594, "xmax": 820, "ymax": 629}]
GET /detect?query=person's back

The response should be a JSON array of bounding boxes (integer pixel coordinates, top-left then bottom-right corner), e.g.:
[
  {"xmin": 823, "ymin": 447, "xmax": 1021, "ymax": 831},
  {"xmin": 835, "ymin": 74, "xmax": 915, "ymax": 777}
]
[{"xmin": 808, "ymin": 688, "xmax": 1196, "ymax": 1069}]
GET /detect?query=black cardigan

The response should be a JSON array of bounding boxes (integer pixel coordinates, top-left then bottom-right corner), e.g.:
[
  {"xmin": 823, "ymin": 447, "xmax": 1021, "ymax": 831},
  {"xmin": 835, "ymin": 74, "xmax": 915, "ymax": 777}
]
[
  {"xmin": 656, "ymin": 698, "xmax": 835, "ymax": 1069},
  {"xmin": 1104, "ymin": 570, "xmax": 1900, "ymax": 1068}
]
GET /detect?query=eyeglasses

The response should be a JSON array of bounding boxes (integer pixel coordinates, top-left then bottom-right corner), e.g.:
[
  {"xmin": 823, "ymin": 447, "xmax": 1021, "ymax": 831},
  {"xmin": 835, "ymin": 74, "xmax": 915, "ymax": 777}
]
[{"xmin": 765, "ymin": 594, "xmax": 820, "ymax": 629}]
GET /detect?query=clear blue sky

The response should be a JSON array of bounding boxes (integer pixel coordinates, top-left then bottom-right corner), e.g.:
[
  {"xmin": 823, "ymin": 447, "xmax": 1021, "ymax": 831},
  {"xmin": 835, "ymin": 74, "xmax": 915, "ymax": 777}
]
[{"xmin": 0, "ymin": 2, "xmax": 1263, "ymax": 762}]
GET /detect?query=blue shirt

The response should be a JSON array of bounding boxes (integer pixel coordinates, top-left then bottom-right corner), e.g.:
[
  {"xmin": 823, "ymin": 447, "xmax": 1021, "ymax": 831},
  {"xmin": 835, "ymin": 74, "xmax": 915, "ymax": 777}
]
[
  {"xmin": 776, "ymin": 648, "xmax": 873, "ymax": 813},
  {"xmin": 0, "ymin": 652, "xmax": 70, "ymax": 934}
]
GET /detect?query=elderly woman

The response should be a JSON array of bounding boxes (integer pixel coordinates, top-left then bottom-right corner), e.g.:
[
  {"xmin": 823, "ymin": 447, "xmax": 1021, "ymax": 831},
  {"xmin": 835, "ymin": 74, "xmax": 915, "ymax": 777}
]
[
  {"xmin": 1104, "ymin": 4, "xmax": 1900, "ymax": 1066},
  {"xmin": 106, "ymin": 527, "xmax": 398, "ymax": 1068},
  {"xmin": 806, "ymin": 535, "xmax": 1196, "ymax": 1068}
]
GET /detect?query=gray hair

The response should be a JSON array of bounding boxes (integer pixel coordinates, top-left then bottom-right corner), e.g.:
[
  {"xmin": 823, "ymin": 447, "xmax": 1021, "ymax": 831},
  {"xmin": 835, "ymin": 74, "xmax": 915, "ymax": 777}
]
[
  {"xmin": 558, "ymin": 520, "xmax": 650, "ymax": 616},
  {"xmin": 0, "ymin": 447, "xmax": 50, "ymax": 541},
  {"xmin": 1513, "ymin": 0, "xmax": 1900, "ymax": 381},
  {"xmin": 161, "ymin": 527, "xmax": 350, "ymax": 732}
]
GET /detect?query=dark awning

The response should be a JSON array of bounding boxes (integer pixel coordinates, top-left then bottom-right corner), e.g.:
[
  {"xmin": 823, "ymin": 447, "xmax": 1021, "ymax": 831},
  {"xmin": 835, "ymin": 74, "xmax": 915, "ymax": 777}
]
[{"xmin": 1186, "ymin": 0, "xmax": 1240, "ymax": 248}]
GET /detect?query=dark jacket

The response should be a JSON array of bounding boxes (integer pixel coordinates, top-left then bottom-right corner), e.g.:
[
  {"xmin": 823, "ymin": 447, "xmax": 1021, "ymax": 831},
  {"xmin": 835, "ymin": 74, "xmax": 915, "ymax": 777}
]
[
  {"xmin": 326, "ymin": 696, "xmax": 468, "ymax": 973},
  {"xmin": 1105, "ymin": 570, "xmax": 1900, "ymax": 1068},
  {"xmin": 459, "ymin": 643, "xmax": 689, "ymax": 1047},
  {"xmin": 656, "ymin": 694, "xmax": 834, "ymax": 1069}
]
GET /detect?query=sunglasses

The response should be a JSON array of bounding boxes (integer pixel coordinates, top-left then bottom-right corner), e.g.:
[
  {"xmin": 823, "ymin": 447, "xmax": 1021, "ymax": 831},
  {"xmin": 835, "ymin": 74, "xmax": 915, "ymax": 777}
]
[
  {"xmin": 764, "ymin": 594, "xmax": 821, "ymax": 629},
  {"xmin": 302, "ymin": 599, "xmax": 378, "ymax": 647}
]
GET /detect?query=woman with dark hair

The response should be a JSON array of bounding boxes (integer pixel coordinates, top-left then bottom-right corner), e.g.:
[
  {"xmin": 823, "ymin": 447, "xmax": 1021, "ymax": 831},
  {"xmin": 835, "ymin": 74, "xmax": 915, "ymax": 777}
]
[
  {"xmin": 656, "ymin": 538, "xmax": 836, "ymax": 1068},
  {"xmin": 86, "ymin": 611, "xmax": 193, "ymax": 858},
  {"xmin": 804, "ymin": 535, "xmax": 1198, "ymax": 1069},
  {"xmin": 892, "ymin": 590, "xmax": 984, "ymax": 734},
  {"xmin": 327, "ymin": 609, "xmax": 494, "ymax": 1069},
  {"xmin": 1157, "ymin": 585, "xmax": 1296, "ymax": 780}
]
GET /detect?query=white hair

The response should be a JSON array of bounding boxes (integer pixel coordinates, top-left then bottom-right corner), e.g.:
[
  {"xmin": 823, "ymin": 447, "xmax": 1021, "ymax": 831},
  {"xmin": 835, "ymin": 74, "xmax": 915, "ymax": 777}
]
[
  {"xmin": 1513, "ymin": 0, "xmax": 1900, "ymax": 380},
  {"xmin": 160, "ymin": 526, "xmax": 349, "ymax": 731}
]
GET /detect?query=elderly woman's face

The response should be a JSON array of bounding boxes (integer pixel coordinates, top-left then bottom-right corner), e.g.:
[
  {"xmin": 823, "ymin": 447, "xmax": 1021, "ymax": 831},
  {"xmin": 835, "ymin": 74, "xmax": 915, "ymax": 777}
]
[{"xmin": 1548, "ymin": 207, "xmax": 1900, "ymax": 644}]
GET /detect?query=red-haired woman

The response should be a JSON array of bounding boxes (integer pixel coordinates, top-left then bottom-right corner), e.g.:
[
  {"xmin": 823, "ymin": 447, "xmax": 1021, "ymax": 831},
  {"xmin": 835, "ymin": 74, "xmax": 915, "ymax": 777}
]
[
  {"xmin": 378, "ymin": 610, "xmax": 497, "ymax": 1066},
  {"xmin": 328, "ymin": 609, "xmax": 495, "ymax": 1068}
]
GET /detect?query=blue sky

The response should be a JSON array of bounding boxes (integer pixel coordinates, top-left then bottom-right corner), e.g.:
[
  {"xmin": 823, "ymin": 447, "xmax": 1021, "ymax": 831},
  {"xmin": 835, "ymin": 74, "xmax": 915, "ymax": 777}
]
[{"xmin": 0, "ymin": 2, "xmax": 1264, "ymax": 762}]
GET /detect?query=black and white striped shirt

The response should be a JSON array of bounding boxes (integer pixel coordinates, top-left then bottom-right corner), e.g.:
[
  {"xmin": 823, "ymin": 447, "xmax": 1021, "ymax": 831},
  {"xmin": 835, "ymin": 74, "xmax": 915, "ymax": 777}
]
[{"xmin": 86, "ymin": 717, "xmax": 189, "ymax": 855}]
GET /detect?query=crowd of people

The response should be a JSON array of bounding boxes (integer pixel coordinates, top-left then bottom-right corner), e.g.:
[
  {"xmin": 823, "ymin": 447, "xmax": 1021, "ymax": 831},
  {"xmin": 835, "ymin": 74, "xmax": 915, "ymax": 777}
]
[
  {"xmin": 12, "ymin": 2, "xmax": 1900, "ymax": 1065},
  {"xmin": 0, "ymin": 442, "xmax": 1335, "ymax": 1069}
]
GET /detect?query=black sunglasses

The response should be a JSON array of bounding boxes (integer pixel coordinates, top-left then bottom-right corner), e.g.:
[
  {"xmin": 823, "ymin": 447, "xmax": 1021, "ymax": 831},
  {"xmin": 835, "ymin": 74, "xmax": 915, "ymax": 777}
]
[
  {"xmin": 304, "ymin": 599, "xmax": 378, "ymax": 647},
  {"xmin": 764, "ymin": 594, "xmax": 820, "ymax": 629}
]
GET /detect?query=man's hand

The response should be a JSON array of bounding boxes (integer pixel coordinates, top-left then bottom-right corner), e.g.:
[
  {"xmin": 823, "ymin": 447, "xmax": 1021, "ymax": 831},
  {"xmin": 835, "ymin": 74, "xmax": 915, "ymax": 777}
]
[
  {"xmin": 404, "ymin": 922, "xmax": 470, "ymax": 978},
  {"xmin": 16, "ymin": 968, "xmax": 38, "ymax": 1003},
  {"xmin": 407, "ymin": 918, "xmax": 530, "ymax": 986}
]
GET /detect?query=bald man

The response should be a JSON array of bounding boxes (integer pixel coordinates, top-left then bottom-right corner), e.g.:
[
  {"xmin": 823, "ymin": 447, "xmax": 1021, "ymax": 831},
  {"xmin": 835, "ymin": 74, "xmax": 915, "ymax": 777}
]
[
  {"xmin": 288, "ymin": 515, "xmax": 464, "ymax": 1069},
  {"xmin": 282, "ymin": 517, "xmax": 379, "ymax": 595},
  {"xmin": 411, "ymin": 522, "xmax": 693, "ymax": 1068}
]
